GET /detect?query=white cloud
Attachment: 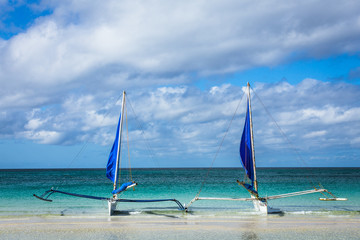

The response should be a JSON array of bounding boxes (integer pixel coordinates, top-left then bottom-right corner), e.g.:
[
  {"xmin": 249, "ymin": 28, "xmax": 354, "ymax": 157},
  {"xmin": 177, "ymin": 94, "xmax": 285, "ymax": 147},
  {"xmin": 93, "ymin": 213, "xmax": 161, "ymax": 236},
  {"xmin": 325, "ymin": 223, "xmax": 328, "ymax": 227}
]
[
  {"xmin": 25, "ymin": 118, "xmax": 45, "ymax": 130},
  {"xmin": 0, "ymin": 78, "xmax": 359, "ymax": 167},
  {"xmin": 0, "ymin": 1, "xmax": 359, "ymax": 167},
  {"xmin": 301, "ymin": 106, "xmax": 360, "ymax": 124},
  {"xmin": 19, "ymin": 130, "xmax": 63, "ymax": 144},
  {"xmin": 210, "ymin": 84, "xmax": 231, "ymax": 95},
  {"xmin": 1, "ymin": 1, "xmax": 360, "ymax": 98},
  {"xmin": 275, "ymin": 105, "xmax": 360, "ymax": 126},
  {"xmin": 250, "ymin": 80, "xmax": 360, "ymax": 152},
  {"xmin": 7, "ymin": 80, "xmax": 358, "ymax": 156},
  {"xmin": 303, "ymin": 130, "xmax": 327, "ymax": 138}
]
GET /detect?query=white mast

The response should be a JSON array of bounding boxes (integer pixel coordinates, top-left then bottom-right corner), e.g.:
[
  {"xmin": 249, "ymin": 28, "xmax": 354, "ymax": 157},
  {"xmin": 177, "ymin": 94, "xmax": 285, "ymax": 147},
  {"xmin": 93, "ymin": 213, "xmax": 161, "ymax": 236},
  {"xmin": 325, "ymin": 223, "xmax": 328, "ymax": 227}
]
[
  {"xmin": 247, "ymin": 82, "xmax": 257, "ymax": 192},
  {"xmin": 113, "ymin": 91, "xmax": 126, "ymax": 193}
]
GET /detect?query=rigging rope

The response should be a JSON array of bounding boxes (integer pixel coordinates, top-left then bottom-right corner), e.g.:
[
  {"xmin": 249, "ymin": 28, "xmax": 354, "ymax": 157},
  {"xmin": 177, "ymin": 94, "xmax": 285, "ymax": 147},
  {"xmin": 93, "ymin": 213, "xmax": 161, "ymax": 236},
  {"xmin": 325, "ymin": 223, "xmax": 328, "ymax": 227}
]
[
  {"xmin": 55, "ymin": 94, "xmax": 123, "ymax": 189},
  {"xmin": 125, "ymin": 101, "xmax": 133, "ymax": 182},
  {"xmin": 250, "ymin": 86, "xmax": 317, "ymax": 188},
  {"xmin": 126, "ymin": 95, "xmax": 161, "ymax": 168},
  {"xmin": 195, "ymin": 91, "xmax": 246, "ymax": 198}
]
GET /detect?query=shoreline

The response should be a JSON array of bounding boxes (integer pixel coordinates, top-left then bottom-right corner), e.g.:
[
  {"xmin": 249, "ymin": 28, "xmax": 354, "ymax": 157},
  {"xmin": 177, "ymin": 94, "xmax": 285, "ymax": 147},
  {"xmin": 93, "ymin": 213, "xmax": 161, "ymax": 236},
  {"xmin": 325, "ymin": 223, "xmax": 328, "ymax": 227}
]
[{"xmin": 1, "ymin": 214, "xmax": 359, "ymax": 240}]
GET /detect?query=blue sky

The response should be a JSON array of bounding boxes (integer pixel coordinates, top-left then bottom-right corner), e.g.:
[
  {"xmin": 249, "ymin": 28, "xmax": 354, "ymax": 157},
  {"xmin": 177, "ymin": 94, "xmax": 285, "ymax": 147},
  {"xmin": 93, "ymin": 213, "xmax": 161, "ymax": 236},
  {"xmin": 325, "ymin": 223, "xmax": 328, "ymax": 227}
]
[{"xmin": 0, "ymin": 0, "xmax": 359, "ymax": 169}]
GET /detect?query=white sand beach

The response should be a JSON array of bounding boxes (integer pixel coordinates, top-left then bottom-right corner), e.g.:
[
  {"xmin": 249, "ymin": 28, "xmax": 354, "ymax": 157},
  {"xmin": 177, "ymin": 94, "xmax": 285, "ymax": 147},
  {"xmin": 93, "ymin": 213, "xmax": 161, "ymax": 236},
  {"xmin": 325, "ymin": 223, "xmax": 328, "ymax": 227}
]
[{"xmin": 1, "ymin": 214, "xmax": 359, "ymax": 240}]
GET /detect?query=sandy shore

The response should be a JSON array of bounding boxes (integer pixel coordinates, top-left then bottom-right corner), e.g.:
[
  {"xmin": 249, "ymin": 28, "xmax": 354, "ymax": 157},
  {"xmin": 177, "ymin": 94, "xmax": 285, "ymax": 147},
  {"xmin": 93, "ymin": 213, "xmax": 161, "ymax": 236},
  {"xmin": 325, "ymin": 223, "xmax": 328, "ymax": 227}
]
[{"xmin": 1, "ymin": 213, "xmax": 359, "ymax": 240}]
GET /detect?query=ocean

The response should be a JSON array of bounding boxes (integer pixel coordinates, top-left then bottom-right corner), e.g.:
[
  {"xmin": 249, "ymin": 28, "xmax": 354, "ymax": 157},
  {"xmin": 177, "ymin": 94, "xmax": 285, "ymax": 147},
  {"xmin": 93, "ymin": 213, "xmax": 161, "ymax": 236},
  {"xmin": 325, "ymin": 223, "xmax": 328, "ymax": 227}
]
[{"xmin": 0, "ymin": 168, "xmax": 359, "ymax": 217}]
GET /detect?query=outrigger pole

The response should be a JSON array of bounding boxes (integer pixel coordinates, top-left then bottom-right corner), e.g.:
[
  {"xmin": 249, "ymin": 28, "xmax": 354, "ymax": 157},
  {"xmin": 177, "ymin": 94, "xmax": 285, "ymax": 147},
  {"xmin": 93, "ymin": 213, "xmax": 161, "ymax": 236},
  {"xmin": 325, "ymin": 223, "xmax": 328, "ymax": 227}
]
[{"xmin": 34, "ymin": 188, "xmax": 185, "ymax": 210}]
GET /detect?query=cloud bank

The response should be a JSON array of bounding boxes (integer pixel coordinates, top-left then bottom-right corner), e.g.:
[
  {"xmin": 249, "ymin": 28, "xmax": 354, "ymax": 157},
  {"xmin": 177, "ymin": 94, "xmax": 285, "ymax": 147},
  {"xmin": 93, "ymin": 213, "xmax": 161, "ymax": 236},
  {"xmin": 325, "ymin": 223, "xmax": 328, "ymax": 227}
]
[
  {"xmin": 0, "ymin": 0, "xmax": 359, "ymax": 167},
  {"xmin": 1, "ymin": 1, "xmax": 360, "ymax": 95},
  {"xmin": 2, "ymin": 79, "xmax": 359, "ymax": 167}
]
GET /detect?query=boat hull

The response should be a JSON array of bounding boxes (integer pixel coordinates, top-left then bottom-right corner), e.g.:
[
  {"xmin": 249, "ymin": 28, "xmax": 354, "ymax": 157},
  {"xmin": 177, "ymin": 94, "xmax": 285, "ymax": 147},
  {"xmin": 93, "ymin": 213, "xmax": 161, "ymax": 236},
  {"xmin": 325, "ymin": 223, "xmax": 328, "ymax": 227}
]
[
  {"xmin": 108, "ymin": 199, "xmax": 117, "ymax": 216},
  {"xmin": 251, "ymin": 196, "xmax": 281, "ymax": 214}
]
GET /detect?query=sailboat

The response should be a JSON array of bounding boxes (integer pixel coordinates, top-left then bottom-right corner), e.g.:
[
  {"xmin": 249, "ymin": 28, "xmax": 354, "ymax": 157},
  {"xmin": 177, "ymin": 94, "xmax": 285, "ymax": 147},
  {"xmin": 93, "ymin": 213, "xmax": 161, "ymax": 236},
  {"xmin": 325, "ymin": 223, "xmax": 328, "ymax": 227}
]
[
  {"xmin": 185, "ymin": 82, "xmax": 346, "ymax": 213},
  {"xmin": 34, "ymin": 91, "xmax": 185, "ymax": 215}
]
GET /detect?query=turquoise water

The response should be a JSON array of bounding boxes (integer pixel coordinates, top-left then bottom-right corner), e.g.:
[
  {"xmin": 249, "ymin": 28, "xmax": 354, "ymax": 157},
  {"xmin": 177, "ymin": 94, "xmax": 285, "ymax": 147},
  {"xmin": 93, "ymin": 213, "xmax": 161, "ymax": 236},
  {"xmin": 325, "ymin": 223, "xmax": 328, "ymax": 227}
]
[{"xmin": 0, "ymin": 168, "xmax": 359, "ymax": 216}]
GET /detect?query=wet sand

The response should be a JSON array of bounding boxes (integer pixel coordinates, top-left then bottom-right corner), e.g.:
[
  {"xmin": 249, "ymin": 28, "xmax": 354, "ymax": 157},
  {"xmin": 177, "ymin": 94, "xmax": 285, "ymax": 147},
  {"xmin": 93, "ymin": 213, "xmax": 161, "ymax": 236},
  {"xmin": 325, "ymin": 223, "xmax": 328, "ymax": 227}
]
[{"xmin": 1, "ymin": 214, "xmax": 359, "ymax": 239}]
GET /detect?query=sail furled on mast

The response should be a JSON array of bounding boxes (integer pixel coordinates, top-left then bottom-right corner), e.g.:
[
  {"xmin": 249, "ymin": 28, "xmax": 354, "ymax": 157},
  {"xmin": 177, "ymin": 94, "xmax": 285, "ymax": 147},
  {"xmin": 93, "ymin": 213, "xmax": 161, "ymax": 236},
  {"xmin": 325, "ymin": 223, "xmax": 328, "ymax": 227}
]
[
  {"xmin": 239, "ymin": 99, "xmax": 255, "ymax": 187},
  {"xmin": 106, "ymin": 112, "xmax": 121, "ymax": 183}
]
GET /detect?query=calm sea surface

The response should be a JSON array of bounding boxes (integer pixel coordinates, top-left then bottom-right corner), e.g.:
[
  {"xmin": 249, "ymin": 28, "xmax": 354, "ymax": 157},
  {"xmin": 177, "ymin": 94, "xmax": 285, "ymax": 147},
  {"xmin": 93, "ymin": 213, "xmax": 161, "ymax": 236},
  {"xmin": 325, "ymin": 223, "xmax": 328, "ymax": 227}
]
[{"xmin": 0, "ymin": 168, "xmax": 359, "ymax": 216}]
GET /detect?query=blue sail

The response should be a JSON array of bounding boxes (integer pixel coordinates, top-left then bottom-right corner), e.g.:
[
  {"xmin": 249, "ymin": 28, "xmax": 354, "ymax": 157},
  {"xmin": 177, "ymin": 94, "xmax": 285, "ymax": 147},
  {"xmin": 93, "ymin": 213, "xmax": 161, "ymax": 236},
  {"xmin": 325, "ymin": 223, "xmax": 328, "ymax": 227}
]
[
  {"xmin": 239, "ymin": 99, "xmax": 255, "ymax": 187},
  {"xmin": 106, "ymin": 112, "xmax": 121, "ymax": 183},
  {"xmin": 112, "ymin": 181, "xmax": 135, "ymax": 194}
]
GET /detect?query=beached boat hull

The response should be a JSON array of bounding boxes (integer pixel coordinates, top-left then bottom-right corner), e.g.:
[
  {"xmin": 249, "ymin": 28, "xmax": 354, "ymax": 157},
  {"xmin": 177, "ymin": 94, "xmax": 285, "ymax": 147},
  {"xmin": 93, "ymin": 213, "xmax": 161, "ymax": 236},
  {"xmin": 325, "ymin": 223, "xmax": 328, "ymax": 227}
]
[
  {"xmin": 108, "ymin": 200, "xmax": 117, "ymax": 216},
  {"xmin": 252, "ymin": 196, "xmax": 281, "ymax": 214}
]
